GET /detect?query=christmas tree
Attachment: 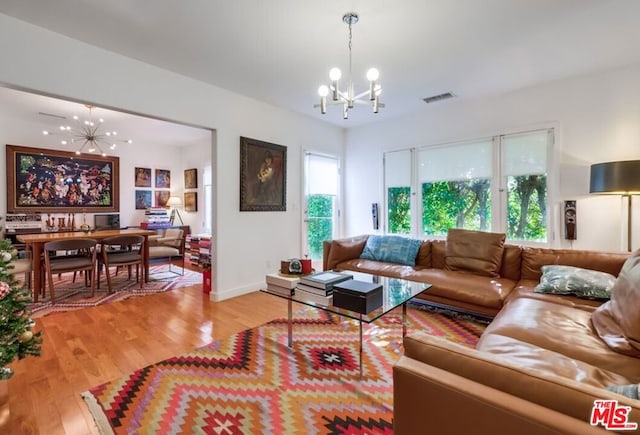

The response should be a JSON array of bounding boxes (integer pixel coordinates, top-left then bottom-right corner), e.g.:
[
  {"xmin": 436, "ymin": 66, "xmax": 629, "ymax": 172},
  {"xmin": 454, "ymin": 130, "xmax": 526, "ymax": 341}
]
[{"xmin": 0, "ymin": 238, "xmax": 42, "ymax": 379}]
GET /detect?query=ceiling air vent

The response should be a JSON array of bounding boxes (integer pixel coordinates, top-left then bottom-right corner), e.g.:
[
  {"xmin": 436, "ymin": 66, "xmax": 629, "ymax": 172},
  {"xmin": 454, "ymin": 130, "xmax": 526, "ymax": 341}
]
[{"xmin": 422, "ymin": 92, "xmax": 455, "ymax": 104}]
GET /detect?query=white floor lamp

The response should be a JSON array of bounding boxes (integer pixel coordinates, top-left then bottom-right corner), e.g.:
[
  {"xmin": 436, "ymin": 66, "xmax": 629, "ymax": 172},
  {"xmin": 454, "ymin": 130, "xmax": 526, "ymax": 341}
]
[
  {"xmin": 590, "ymin": 160, "xmax": 640, "ymax": 252},
  {"xmin": 167, "ymin": 196, "xmax": 184, "ymax": 225}
]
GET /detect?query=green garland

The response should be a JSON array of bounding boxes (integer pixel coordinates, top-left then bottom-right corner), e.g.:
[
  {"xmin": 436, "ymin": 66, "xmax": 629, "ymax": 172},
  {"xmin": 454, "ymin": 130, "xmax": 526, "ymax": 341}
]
[{"xmin": 0, "ymin": 238, "xmax": 42, "ymax": 379}]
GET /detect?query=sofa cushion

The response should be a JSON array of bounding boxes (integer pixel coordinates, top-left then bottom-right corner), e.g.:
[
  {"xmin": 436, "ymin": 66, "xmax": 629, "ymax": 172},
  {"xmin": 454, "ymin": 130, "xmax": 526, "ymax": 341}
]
[
  {"xmin": 508, "ymin": 280, "xmax": 604, "ymax": 311},
  {"xmin": 591, "ymin": 250, "xmax": 640, "ymax": 358},
  {"xmin": 445, "ymin": 229, "xmax": 506, "ymax": 277},
  {"xmin": 414, "ymin": 241, "xmax": 431, "ymax": 268},
  {"xmin": 325, "ymin": 237, "xmax": 368, "ymax": 270},
  {"xmin": 360, "ymin": 235, "xmax": 422, "ymax": 266},
  {"xmin": 534, "ymin": 265, "xmax": 616, "ymax": 300},
  {"xmin": 478, "ymin": 297, "xmax": 640, "ymax": 382},
  {"xmin": 520, "ymin": 248, "xmax": 628, "ymax": 281}
]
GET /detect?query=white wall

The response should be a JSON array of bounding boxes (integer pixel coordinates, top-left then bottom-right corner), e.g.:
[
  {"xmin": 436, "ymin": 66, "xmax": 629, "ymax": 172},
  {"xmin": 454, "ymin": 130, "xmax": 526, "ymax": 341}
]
[
  {"xmin": 345, "ymin": 63, "xmax": 640, "ymax": 252},
  {"xmin": 0, "ymin": 14, "xmax": 344, "ymax": 300}
]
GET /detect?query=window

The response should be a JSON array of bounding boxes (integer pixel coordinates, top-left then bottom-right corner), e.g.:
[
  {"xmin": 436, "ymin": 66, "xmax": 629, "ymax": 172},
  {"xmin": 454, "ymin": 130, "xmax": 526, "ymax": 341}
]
[
  {"xmin": 203, "ymin": 165, "xmax": 212, "ymax": 233},
  {"xmin": 384, "ymin": 149, "xmax": 412, "ymax": 234},
  {"xmin": 384, "ymin": 128, "xmax": 553, "ymax": 243},
  {"xmin": 418, "ymin": 140, "xmax": 493, "ymax": 236}
]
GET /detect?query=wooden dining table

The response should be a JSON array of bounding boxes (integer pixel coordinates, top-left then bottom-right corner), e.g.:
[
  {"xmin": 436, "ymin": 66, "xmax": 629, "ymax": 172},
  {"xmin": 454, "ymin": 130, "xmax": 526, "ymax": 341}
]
[{"xmin": 17, "ymin": 228, "xmax": 157, "ymax": 302}]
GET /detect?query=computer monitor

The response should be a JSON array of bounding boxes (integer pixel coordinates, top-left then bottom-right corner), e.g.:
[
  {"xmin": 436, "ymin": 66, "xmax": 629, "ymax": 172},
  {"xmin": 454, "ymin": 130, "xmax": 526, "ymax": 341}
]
[{"xmin": 94, "ymin": 214, "xmax": 121, "ymax": 230}]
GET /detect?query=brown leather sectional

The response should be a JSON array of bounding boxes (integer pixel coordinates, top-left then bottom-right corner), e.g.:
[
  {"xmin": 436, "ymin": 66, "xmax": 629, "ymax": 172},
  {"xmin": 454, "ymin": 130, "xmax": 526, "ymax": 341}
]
[{"xmin": 322, "ymin": 235, "xmax": 640, "ymax": 434}]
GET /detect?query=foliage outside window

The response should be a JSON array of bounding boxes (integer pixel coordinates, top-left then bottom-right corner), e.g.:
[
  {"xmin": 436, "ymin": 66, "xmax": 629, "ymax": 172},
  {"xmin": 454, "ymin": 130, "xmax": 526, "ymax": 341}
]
[
  {"xmin": 306, "ymin": 194, "xmax": 334, "ymax": 259},
  {"xmin": 507, "ymin": 174, "xmax": 547, "ymax": 241},
  {"xmin": 422, "ymin": 179, "xmax": 491, "ymax": 236},
  {"xmin": 387, "ymin": 187, "xmax": 411, "ymax": 234}
]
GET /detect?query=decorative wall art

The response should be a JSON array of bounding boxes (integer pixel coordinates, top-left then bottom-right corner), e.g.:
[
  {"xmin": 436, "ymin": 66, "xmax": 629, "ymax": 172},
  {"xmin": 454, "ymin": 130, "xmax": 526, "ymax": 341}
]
[
  {"xmin": 135, "ymin": 190, "xmax": 152, "ymax": 210},
  {"xmin": 135, "ymin": 167, "xmax": 151, "ymax": 187},
  {"xmin": 6, "ymin": 144, "xmax": 120, "ymax": 213},
  {"xmin": 184, "ymin": 168, "xmax": 198, "ymax": 189},
  {"xmin": 184, "ymin": 192, "xmax": 197, "ymax": 212},
  {"xmin": 239, "ymin": 136, "xmax": 286, "ymax": 211},
  {"xmin": 155, "ymin": 169, "xmax": 171, "ymax": 189},
  {"xmin": 155, "ymin": 190, "xmax": 170, "ymax": 208}
]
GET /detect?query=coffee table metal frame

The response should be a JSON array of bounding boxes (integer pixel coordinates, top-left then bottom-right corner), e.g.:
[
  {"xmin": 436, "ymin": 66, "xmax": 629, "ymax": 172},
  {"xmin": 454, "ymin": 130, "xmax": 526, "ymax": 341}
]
[{"xmin": 261, "ymin": 272, "xmax": 431, "ymax": 377}]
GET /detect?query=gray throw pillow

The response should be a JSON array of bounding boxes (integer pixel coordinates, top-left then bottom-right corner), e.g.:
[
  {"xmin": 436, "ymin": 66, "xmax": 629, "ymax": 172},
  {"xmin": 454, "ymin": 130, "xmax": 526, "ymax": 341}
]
[
  {"xmin": 534, "ymin": 265, "xmax": 616, "ymax": 300},
  {"xmin": 606, "ymin": 383, "xmax": 640, "ymax": 399}
]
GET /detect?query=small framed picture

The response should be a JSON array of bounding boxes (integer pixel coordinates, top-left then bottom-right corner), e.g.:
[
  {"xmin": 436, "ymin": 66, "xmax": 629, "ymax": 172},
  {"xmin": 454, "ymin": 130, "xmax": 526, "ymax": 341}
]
[
  {"xmin": 135, "ymin": 190, "xmax": 152, "ymax": 210},
  {"xmin": 135, "ymin": 167, "xmax": 152, "ymax": 187},
  {"xmin": 184, "ymin": 168, "xmax": 198, "ymax": 189},
  {"xmin": 155, "ymin": 169, "xmax": 171, "ymax": 189},
  {"xmin": 184, "ymin": 192, "xmax": 197, "ymax": 212},
  {"xmin": 155, "ymin": 190, "xmax": 170, "ymax": 208}
]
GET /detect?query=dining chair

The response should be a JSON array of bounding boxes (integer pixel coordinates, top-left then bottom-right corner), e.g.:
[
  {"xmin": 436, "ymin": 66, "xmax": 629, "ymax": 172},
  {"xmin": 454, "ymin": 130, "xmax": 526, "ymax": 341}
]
[
  {"xmin": 148, "ymin": 229, "xmax": 185, "ymax": 275},
  {"xmin": 98, "ymin": 235, "xmax": 145, "ymax": 293},
  {"xmin": 43, "ymin": 238, "xmax": 98, "ymax": 304}
]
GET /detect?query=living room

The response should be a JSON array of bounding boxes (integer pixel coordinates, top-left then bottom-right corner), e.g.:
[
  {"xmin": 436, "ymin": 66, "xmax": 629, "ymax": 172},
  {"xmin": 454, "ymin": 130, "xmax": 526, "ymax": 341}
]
[{"xmin": 1, "ymin": 1, "xmax": 640, "ymax": 433}]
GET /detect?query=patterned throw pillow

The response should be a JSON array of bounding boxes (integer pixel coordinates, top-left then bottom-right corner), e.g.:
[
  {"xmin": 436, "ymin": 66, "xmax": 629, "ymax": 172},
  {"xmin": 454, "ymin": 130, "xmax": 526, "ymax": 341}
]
[
  {"xmin": 534, "ymin": 265, "xmax": 616, "ymax": 300},
  {"xmin": 360, "ymin": 235, "xmax": 422, "ymax": 266},
  {"xmin": 606, "ymin": 383, "xmax": 640, "ymax": 399}
]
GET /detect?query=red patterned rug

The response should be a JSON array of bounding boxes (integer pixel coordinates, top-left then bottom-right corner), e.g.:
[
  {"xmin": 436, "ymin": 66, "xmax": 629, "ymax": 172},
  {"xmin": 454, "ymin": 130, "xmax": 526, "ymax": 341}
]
[
  {"xmin": 28, "ymin": 265, "xmax": 203, "ymax": 318},
  {"xmin": 82, "ymin": 305, "xmax": 486, "ymax": 434}
]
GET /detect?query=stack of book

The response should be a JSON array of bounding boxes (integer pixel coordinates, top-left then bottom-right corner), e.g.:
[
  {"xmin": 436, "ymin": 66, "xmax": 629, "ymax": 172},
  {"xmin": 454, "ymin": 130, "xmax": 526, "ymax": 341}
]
[
  {"xmin": 296, "ymin": 271, "xmax": 353, "ymax": 306},
  {"xmin": 141, "ymin": 208, "xmax": 171, "ymax": 228},
  {"xmin": 265, "ymin": 273, "xmax": 300, "ymax": 296}
]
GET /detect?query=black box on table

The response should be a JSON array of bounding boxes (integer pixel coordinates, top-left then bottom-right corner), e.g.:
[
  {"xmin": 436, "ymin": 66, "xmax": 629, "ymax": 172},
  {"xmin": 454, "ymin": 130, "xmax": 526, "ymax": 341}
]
[{"xmin": 332, "ymin": 280, "xmax": 383, "ymax": 314}]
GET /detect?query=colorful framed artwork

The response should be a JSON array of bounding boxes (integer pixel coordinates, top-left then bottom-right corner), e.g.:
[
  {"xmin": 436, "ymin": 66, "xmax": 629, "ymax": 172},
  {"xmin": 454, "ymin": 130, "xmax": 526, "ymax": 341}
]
[
  {"xmin": 134, "ymin": 167, "xmax": 151, "ymax": 187},
  {"xmin": 6, "ymin": 144, "xmax": 120, "ymax": 213},
  {"xmin": 239, "ymin": 136, "xmax": 286, "ymax": 211},
  {"xmin": 184, "ymin": 191, "xmax": 197, "ymax": 212},
  {"xmin": 154, "ymin": 190, "xmax": 170, "ymax": 208},
  {"xmin": 184, "ymin": 168, "xmax": 198, "ymax": 189},
  {"xmin": 155, "ymin": 169, "xmax": 171, "ymax": 189},
  {"xmin": 135, "ymin": 190, "xmax": 152, "ymax": 210}
]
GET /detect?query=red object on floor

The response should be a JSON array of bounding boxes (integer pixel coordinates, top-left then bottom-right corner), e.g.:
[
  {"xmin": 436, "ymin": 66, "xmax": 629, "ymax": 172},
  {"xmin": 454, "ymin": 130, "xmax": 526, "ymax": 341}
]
[{"xmin": 203, "ymin": 269, "xmax": 212, "ymax": 294}]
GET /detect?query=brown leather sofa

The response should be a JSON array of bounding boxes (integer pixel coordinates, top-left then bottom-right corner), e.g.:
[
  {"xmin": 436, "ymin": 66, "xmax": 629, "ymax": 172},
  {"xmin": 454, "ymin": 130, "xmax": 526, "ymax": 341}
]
[{"xmin": 322, "ymin": 234, "xmax": 640, "ymax": 433}]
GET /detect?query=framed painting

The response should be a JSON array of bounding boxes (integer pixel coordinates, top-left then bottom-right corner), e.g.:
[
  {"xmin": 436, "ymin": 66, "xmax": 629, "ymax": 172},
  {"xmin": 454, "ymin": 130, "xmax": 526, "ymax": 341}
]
[
  {"xmin": 135, "ymin": 167, "xmax": 151, "ymax": 187},
  {"xmin": 135, "ymin": 190, "xmax": 152, "ymax": 210},
  {"xmin": 184, "ymin": 191, "xmax": 197, "ymax": 212},
  {"xmin": 155, "ymin": 169, "xmax": 171, "ymax": 189},
  {"xmin": 239, "ymin": 136, "xmax": 286, "ymax": 211},
  {"xmin": 184, "ymin": 168, "xmax": 198, "ymax": 189},
  {"xmin": 155, "ymin": 190, "xmax": 170, "ymax": 208},
  {"xmin": 6, "ymin": 144, "xmax": 120, "ymax": 213}
]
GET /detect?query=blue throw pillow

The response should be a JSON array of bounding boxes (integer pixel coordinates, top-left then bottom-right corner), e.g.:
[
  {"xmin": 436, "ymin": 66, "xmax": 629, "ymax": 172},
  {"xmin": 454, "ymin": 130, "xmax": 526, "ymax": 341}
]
[{"xmin": 360, "ymin": 235, "xmax": 422, "ymax": 266}]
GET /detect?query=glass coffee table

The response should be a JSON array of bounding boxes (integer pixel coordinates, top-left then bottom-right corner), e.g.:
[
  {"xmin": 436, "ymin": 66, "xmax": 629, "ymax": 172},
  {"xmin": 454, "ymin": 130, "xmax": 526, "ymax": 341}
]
[{"xmin": 261, "ymin": 271, "xmax": 431, "ymax": 377}]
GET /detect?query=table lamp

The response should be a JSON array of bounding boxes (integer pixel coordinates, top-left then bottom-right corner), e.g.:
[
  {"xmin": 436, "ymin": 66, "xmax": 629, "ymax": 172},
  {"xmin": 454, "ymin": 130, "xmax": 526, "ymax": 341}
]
[{"xmin": 590, "ymin": 160, "xmax": 640, "ymax": 251}]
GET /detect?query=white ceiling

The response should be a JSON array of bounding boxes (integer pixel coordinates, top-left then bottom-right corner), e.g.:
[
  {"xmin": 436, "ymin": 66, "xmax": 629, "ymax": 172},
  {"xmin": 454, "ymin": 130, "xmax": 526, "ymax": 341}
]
[{"xmin": 1, "ymin": 0, "xmax": 640, "ymax": 129}]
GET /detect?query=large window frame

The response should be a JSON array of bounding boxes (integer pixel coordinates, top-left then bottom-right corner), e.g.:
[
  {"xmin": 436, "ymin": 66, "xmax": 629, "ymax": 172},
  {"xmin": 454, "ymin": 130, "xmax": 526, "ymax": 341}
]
[{"xmin": 384, "ymin": 128, "xmax": 556, "ymax": 245}]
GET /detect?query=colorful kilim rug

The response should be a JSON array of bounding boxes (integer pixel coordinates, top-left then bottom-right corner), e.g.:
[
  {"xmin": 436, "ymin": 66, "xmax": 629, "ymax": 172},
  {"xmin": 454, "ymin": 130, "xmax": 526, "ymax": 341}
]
[
  {"xmin": 82, "ymin": 305, "xmax": 486, "ymax": 434},
  {"xmin": 28, "ymin": 266, "xmax": 203, "ymax": 318}
]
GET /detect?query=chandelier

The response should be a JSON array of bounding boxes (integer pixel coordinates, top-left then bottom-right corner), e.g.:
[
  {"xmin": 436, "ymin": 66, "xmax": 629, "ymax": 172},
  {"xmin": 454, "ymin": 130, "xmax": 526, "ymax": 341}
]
[
  {"xmin": 42, "ymin": 105, "xmax": 132, "ymax": 156},
  {"xmin": 315, "ymin": 12, "xmax": 383, "ymax": 119}
]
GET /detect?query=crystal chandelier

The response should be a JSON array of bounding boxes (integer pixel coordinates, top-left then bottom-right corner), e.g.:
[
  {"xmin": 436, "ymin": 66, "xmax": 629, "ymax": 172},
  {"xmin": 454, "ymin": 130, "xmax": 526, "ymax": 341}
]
[
  {"xmin": 315, "ymin": 12, "xmax": 383, "ymax": 119},
  {"xmin": 42, "ymin": 104, "xmax": 132, "ymax": 156}
]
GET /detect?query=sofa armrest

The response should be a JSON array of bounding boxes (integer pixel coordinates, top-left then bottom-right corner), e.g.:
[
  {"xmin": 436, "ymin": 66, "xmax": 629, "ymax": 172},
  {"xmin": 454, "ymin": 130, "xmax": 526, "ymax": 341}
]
[
  {"xmin": 394, "ymin": 356, "xmax": 605, "ymax": 435},
  {"xmin": 402, "ymin": 331, "xmax": 640, "ymax": 425}
]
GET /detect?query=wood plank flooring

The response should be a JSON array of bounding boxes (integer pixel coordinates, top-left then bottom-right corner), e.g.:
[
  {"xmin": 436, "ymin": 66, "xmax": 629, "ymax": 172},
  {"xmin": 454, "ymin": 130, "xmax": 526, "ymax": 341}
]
[{"xmin": 2, "ymin": 283, "xmax": 290, "ymax": 434}]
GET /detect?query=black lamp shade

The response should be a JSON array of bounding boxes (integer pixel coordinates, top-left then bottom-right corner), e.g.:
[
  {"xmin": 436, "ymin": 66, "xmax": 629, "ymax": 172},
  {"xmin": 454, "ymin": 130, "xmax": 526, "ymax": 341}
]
[{"xmin": 590, "ymin": 160, "xmax": 640, "ymax": 194}]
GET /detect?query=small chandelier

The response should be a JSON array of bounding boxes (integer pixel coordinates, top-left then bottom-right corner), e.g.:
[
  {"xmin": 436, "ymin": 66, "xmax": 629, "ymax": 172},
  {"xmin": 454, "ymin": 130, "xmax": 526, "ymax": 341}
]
[
  {"xmin": 42, "ymin": 104, "xmax": 132, "ymax": 156},
  {"xmin": 315, "ymin": 12, "xmax": 384, "ymax": 119}
]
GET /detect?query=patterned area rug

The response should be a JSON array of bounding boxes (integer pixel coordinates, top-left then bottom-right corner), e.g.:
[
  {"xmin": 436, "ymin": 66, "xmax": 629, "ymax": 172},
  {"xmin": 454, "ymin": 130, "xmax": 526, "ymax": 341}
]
[
  {"xmin": 28, "ymin": 266, "xmax": 203, "ymax": 318},
  {"xmin": 82, "ymin": 305, "xmax": 486, "ymax": 434}
]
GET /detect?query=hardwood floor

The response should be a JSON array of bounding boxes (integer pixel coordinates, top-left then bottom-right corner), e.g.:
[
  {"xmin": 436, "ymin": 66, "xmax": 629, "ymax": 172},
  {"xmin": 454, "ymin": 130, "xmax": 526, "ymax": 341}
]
[{"xmin": 3, "ymin": 284, "xmax": 290, "ymax": 434}]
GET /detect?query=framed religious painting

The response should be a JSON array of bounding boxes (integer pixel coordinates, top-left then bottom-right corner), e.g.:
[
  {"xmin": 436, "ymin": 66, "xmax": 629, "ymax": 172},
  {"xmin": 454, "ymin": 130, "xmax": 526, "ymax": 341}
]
[
  {"xmin": 184, "ymin": 168, "xmax": 197, "ymax": 189},
  {"xmin": 184, "ymin": 191, "xmax": 197, "ymax": 212},
  {"xmin": 239, "ymin": 136, "xmax": 286, "ymax": 211},
  {"xmin": 135, "ymin": 167, "xmax": 151, "ymax": 187},
  {"xmin": 6, "ymin": 144, "xmax": 120, "ymax": 213},
  {"xmin": 155, "ymin": 169, "xmax": 171, "ymax": 189}
]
